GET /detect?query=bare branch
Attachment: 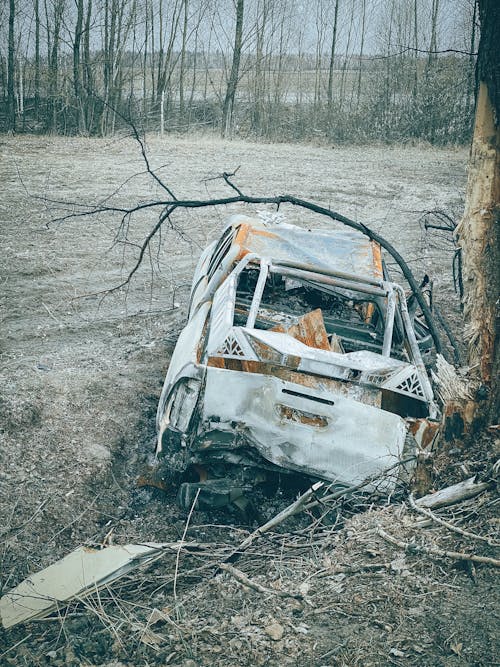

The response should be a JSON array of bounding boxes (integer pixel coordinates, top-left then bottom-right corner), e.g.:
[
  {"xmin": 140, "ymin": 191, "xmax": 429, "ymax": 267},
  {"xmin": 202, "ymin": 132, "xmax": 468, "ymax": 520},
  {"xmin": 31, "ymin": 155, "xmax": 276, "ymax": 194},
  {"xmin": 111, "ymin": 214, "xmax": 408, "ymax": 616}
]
[
  {"xmin": 377, "ymin": 526, "xmax": 500, "ymax": 568},
  {"xmin": 48, "ymin": 180, "xmax": 445, "ymax": 355},
  {"xmin": 408, "ymin": 493, "xmax": 498, "ymax": 546}
]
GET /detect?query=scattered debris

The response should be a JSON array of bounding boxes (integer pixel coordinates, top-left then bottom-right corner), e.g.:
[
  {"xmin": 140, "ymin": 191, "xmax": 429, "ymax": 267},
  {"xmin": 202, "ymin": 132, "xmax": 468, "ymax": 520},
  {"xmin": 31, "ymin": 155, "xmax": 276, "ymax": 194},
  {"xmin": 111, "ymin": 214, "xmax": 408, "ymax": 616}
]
[
  {"xmin": 264, "ymin": 622, "xmax": 285, "ymax": 641},
  {"xmin": 219, "ymin": 563, "xmax": 303, "ymax": 600},
  {"xmin": 377, "ymin": 526, "xmax": 500, "ymax": 568}
]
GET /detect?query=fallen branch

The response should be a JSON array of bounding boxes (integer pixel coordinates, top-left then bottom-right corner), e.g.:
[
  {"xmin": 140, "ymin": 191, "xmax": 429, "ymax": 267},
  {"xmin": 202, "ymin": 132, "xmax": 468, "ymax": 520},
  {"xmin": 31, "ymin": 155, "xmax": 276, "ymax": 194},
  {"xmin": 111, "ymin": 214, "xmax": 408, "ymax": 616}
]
[
  {"xmin": 219, "ymin": 563, "xmax": 303, "ymax": 600},
  {"xmin": 228, "ymin": 481, "xmax": 324, "ymax": 559},
  {"xmin": 45, "ymin": 150, "xmax": 445, "ymax": 354},
  {"xmin": 408, "ymin": 493, "xmax": 498, "ymax": 546},
  {"xmin": 415, "ymin": 476, "xmax": 491, "ymax": 510},
  {"xmin": 377, "ymin": 526, "xmax": 500, "ymax": 568},
  {"xmin": 0, "ymin": 634, "xmax": 33, "ymax": 660},
  {"xmin": 227, "ymin": 458, "xmax": 415, "ymax": 562},
  {"xmin": 173, "ymin": 487, "xmax": 201, "ymax": 603},
  {"xmin": 304, "ymin": 456, "xmax": 416, "ymax": 510}
]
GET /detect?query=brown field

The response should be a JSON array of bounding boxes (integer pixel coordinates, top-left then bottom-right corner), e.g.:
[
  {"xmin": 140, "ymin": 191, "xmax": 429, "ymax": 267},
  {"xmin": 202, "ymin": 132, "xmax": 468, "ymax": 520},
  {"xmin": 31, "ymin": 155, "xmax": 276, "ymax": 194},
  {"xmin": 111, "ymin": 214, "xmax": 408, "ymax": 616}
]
[{"xmin": 1, "ymin": 134, "xmax": 498, "ymax": 666}]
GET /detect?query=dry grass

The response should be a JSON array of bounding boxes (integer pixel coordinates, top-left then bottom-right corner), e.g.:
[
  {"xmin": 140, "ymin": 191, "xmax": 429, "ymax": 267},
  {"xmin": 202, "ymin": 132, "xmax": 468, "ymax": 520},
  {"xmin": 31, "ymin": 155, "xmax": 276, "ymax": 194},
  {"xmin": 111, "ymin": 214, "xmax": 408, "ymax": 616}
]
[{"xmin": 2, "ymin": 134, "xmax": 498, "ymax": 666}]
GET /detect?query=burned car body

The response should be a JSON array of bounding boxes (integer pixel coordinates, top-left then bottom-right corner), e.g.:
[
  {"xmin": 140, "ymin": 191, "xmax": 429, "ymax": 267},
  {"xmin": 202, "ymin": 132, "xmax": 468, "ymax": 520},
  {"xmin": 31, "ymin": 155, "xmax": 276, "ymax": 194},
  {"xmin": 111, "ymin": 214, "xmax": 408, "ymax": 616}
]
[{"xmin": 156, "ymin": 216, "xmax": 439, "ymax": 504}]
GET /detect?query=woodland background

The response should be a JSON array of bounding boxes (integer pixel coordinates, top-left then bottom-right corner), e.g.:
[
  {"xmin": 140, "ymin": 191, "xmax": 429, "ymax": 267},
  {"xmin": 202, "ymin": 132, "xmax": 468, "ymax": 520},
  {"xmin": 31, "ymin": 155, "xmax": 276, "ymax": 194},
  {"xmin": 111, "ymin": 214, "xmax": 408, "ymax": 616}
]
[{"xmin": 1, "ymin": 0, "xmax": 478, "ymax": 143}]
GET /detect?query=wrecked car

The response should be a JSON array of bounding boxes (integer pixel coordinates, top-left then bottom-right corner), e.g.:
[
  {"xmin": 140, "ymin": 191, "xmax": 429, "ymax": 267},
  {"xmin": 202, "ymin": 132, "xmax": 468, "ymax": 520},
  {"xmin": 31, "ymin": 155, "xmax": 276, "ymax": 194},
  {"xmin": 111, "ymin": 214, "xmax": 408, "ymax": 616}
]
[{"xmin": 156, "ymin": 215, "xmax": 439, "ymax": 509}]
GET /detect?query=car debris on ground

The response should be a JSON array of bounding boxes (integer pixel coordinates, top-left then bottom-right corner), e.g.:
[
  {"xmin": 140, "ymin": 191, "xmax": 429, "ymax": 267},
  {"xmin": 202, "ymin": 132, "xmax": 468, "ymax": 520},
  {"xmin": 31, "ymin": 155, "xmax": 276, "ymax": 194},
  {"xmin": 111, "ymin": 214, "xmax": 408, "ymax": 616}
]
[{"xmin": 0, "ymin": 543, "xmax": 168, "ymax": 629}]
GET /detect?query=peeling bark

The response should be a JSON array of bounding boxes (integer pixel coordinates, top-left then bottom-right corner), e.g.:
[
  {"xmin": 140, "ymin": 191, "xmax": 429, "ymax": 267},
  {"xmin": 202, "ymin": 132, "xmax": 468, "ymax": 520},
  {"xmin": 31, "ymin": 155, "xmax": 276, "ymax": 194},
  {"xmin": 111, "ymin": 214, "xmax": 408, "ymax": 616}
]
[{"xmin": 456, "ymin": 0, "xmax": 500, "ymax": 424}]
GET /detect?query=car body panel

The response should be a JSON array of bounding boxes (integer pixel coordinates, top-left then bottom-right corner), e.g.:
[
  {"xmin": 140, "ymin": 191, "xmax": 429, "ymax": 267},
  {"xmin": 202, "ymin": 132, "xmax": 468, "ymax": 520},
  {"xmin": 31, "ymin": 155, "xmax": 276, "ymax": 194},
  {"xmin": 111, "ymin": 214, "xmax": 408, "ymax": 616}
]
[{"xmin": 198, "ymin": 366, "xmax": 407, "ymax": 490}]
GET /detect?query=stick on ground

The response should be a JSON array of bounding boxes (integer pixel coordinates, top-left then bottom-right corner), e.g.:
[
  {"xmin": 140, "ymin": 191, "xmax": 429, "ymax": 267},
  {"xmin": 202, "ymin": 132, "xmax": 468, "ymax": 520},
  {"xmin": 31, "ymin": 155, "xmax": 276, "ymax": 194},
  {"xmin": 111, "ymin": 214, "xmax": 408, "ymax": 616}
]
[{"xmin": 377, "ymin": 526, "xmax": 500, "ymax": 568}]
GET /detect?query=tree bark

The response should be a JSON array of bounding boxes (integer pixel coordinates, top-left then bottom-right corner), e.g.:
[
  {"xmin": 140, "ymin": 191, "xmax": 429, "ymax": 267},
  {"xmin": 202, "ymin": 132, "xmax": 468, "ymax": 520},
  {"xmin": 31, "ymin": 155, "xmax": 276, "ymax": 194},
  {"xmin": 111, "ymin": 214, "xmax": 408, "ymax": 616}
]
[
  {"xmin": 326, "ymin": 0, "xmax": 340, "ymax": 118},
  {"xmin": 222, "ymin": 0, "xmax": 244, "ymax": 137},
  {"xmin": 179, "ymin": 0, "xmax": 188, "ymax": 119},
  {"xmin": 456, "ymin": 0, "xmax": 500, "ymax": 423},
  {"xmin": 356, "ymin": 0, "xmax": 366, "ymax": 108},
  {"xmin": 7, "ymin": 0, "xmax": 15, "ymax": 132},
  {"xmin": 34, "ymin": 0, "xmax": 40, "ymax": 118},
  {"xmin": 73, "ymin": 0, "xmax": 84, "ymax": 131}
]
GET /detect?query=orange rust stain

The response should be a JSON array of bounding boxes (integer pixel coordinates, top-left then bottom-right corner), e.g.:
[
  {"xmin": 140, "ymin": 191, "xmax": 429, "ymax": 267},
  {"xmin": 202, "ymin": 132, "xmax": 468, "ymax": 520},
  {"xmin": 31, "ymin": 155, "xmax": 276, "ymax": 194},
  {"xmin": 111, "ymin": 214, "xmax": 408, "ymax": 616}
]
[
  {"xmin": 137, "ymin": 474, "xmax": 170, "ymax": 492},
  {"xmin": 205, "ymin": 357, "xmax": 381, "ymax": 406},
  {"xmin": 364, "ymin": 302, "xmax": 375, "ymax": 323},
  {"xmin": 235, "ymin": 223, "xmax": 279, "ymax": 260},
  {"xmin": 234, "ymin": 223, "xmax": 250, "ymax": 245},
  {"xmin": 250, "ymin": 227, "xmax": 279, "ymax": 239},
  {"xmin": 207, "ymin": 356, "xmax": 226, "ymax": 369},
  {"xmin": 409, "ymin": 418, "xmax": 440, "ymax": 449},
  {"xmin": 271, "ymin": 309, "xmax": 330, "ymax": 351},
  {"xmin": 251, "ymin": 338, "xmax": 282, "ymax": 363},
  {"xmin": 370, "ymin": 241, "xmax": 383, "ymax": 279},
  {"xmin": 279, "ymin": 405, "xmax": 328, "ymax": 427}
]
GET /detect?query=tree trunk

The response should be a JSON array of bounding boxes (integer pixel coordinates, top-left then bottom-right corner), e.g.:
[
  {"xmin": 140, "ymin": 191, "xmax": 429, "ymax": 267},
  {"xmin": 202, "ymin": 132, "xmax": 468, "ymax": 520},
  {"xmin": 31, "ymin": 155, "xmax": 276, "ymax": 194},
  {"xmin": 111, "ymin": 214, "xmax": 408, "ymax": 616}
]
[
  {"xmin": 252, "ymin": 0, "xmax": 266, "ymax": 133},
  {"xmin": 428, "ymin": 0, "xmax": 440, "ymax": 65},
  {"xmin": 83, "ymin": 0, "xmax": 93, "ymax": 131},
  {"xmin": 179, "ymin": 0, "xmax": 188, "ymax": 119},
  {"xmin": 326, "ymin": 0, "xmax": 339, "ymax": 119},
  {"xmin": 7, "ymin": 0, "xmax": 15, "ymax": 132},
  {"xmin": 456, "ymin": 0, "xmax": 500, "ymax": 424},
  {"xmin": 412, "ymin": 0, "xmax": 418, "ymax": 101},
  {"xmin": 73, "ymin": 0, "xmax": 84, "ymax": 131},
  {"xmin": 356, "ymin": 0, "xmax": 366, "ymax": 109},
  {"xmin": 222, "ymin": 0, "xmax": 244, "ymax": 137},
  {"xmin": 34, "ymin": 0, "xmax": 40, "ymax": 119}
]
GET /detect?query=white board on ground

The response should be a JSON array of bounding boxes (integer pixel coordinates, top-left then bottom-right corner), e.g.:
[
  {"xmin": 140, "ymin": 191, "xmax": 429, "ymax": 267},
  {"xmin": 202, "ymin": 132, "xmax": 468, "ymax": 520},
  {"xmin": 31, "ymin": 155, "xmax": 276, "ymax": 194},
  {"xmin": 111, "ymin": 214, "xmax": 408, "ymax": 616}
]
[{"xmin": 0, "ymin": 543, "xmax": 166, "ymax": 629}]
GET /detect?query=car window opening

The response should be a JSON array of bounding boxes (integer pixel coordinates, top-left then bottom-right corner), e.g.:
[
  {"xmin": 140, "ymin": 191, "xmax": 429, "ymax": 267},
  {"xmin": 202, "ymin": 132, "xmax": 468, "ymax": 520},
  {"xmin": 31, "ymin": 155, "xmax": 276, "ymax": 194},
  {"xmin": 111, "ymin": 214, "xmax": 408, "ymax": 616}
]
[{"xmin": 234, "ymin": 266, "xmax": 408, "ymax": 359}]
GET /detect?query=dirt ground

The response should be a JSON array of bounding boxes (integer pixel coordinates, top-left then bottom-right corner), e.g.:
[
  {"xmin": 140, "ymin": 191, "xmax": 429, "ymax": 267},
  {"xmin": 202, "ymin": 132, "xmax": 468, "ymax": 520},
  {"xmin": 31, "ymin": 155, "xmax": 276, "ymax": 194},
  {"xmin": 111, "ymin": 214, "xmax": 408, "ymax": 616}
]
[{"xmin": 0, "ymin": 134, "xmax": 498, "ymax": 666}]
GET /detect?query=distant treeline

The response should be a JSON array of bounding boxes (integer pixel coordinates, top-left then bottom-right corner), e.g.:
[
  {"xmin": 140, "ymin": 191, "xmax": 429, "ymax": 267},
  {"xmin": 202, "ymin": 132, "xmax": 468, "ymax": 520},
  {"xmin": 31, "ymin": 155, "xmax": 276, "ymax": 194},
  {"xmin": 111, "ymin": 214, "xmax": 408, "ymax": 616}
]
[{"xmin": 1, "ymin": 0, "xmax": 477, "ymax": 144}]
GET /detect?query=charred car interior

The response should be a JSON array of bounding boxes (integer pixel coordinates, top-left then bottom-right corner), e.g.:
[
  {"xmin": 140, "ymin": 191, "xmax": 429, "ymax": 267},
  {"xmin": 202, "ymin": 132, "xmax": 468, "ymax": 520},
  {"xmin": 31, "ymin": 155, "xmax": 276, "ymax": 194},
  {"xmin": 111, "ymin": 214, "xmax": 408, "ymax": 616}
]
[{"xmin": 156, "ymin": 216, "xmax": 440, "ymax": 511}]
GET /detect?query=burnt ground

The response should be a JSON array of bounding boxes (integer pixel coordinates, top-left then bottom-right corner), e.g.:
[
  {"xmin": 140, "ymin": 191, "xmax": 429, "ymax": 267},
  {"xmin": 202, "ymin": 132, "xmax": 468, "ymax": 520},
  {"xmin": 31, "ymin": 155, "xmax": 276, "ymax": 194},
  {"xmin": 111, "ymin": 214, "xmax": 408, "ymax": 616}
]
[{"xmin": 0, "ymin": 134, "xmax": 498, "ymax": 666}]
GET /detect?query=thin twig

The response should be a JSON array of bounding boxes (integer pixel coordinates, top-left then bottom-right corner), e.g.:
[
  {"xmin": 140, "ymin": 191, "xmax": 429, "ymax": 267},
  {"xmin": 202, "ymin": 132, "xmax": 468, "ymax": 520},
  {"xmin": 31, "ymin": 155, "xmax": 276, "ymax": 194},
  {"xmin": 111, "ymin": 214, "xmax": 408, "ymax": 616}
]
[
  {"xmin": 377, "ymin": 526, "xmax": 500, "ymax": 568},
  {"xmin": 174, "ymin": 488, "xmax": 200, "ymax": 602},
  {"xmin": 0, "ymin": 634, "xmax": 33, "ymax": 659},
  {"xmin": 219, "ymin": 562, "xmax": 303, "ymax": 600},
  {"xmin": 408, "ymin": 494, "xmax": 498, "ymax": 546},
  {"xmin": 229, "ymin": 481, "xmax": 324, "ymax": 560},
  {"xmin": 305, "ymin": 457, "xmax": 415, "ymax": 510},
  {"xmin": 47, "ymin": 495, "xmax": 100, "ymax": 545},
  {"xmin": 1, "ymin": 498, "xmax": 50, "ymax": 542}
]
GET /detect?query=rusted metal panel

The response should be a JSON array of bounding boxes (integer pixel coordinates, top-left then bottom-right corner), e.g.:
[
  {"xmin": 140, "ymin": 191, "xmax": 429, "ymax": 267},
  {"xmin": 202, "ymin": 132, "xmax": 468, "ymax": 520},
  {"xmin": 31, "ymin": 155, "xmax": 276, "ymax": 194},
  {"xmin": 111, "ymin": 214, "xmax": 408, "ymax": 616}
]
[
  {"xmin": 230, "ymin": 215, "xmax": 386, "ymax": 279},
  {"xmin": 409, "ymin": 418, "xmax": 440, "ymax": 449},
  {"xmin": 270, "ymin": 308, "xmax": 330, "ymax": 351},
  {"xmin": 206, "ymin": 357, "xmax": 382, "ymax": 408}
]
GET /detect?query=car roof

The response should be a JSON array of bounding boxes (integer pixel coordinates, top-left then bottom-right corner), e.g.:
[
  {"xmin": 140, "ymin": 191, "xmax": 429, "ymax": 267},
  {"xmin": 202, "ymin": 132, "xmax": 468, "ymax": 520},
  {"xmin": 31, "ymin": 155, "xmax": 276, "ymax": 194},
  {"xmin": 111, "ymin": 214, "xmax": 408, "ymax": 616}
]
[{"xmin": 228, "ymin": 215, "xmax": 383, "ymax": 280}]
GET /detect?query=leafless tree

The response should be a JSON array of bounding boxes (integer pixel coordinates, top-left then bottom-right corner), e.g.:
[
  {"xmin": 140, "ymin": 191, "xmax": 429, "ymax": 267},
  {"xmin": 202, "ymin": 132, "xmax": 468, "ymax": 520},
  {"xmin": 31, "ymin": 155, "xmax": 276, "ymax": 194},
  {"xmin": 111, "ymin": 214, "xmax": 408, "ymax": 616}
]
[
  {"xmin": 222, "ymin": 0, "xmax": 244, "ymax": 136},
  {"xmin": 7, "ymin": 0, "xmax": 15, "ymax": 131}
]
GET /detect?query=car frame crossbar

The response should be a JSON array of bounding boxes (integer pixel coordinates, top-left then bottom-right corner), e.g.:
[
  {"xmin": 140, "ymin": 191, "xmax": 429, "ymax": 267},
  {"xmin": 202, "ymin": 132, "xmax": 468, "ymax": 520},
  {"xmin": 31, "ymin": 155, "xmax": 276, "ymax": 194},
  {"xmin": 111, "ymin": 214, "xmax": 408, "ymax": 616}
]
[
  {"xmin": 269, "ymin": 258, "xmax": 384, "ymax": 289},
  {"xmin": 268, "ymin": 264, "xmax": 388, "ymax": 298}
]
